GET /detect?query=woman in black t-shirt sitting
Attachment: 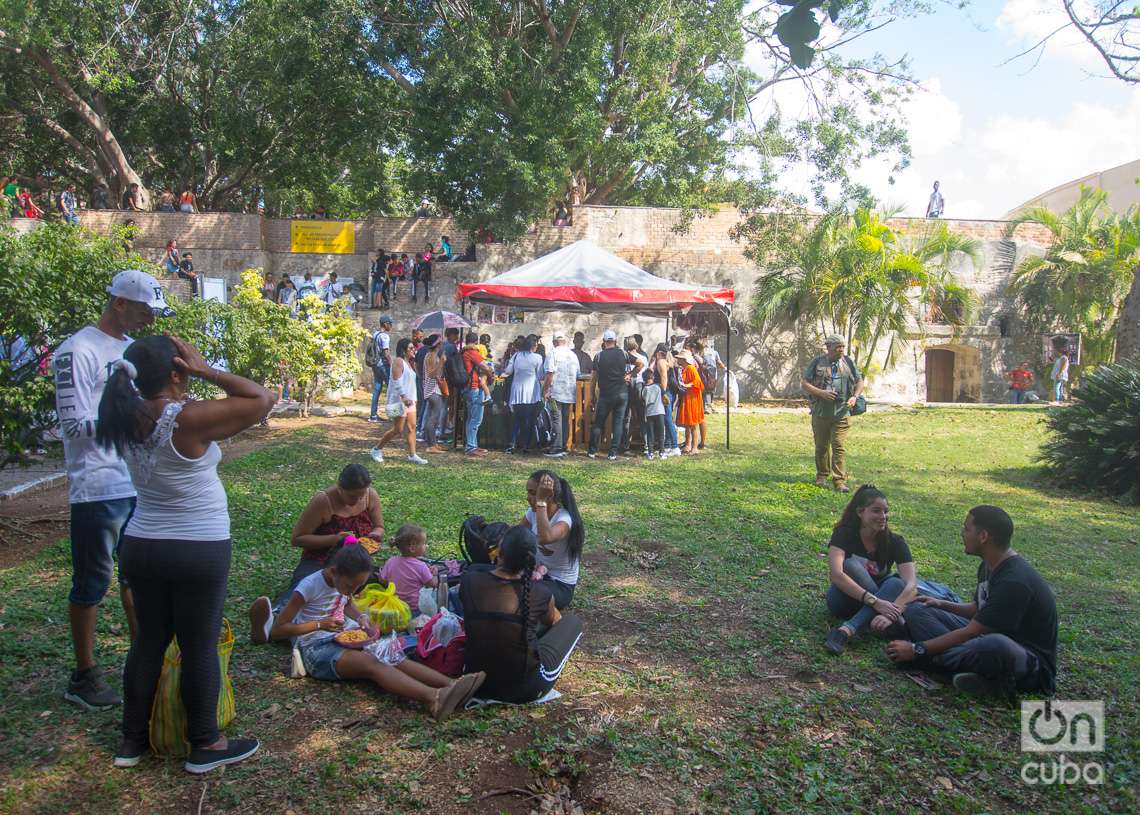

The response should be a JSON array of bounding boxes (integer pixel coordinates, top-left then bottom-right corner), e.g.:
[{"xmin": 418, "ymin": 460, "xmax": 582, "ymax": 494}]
[
  {"xmin": 460, "ymin": 527, "xmax": 584, "ymax": 703},
  {"xmin": 825, "ymin": 485, "xmax": 917, "ymax": 655}
]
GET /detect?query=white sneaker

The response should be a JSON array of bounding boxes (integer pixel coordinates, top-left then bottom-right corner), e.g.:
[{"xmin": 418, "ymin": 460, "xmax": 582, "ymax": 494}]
[
  {"xmin": 407, "ymin": 453, "xmax": 428, "ymax": 465},
  {"xmin": 645, "ymin": 452, "xmax": 655, "ymax": 460},
  {"xmin": 370, "ymin": 447, "xmax": 384, "ymax": 462}
]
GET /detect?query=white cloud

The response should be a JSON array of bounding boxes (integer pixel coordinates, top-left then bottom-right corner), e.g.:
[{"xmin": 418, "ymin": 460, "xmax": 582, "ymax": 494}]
[
  {"xmin": 996, "ymin": 0, "xmax": 1102, "ymax": 70},
  {"xmin": 860, "ymin": 83, "xmax": 1140, "ymax": 218}
]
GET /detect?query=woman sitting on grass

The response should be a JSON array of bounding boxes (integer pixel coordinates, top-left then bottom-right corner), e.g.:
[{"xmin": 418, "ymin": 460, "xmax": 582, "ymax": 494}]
[
  {"xmin": 251, "ymin": 463, "xmax": 383, "ymax": 626},
  {"xmin": 824, "ymin": 485, "xmax": 917, "ymax": 655},
  {"xmin": 460, "ymin": 527, "xmax": 584, "ymax": 703},
  {"xmin": 520, "ymin": 469, "xmax": 584, "ymax": 609},
  {"xmin": 261, "ymin": 543, "xmax": 483, "ymax": 720}
]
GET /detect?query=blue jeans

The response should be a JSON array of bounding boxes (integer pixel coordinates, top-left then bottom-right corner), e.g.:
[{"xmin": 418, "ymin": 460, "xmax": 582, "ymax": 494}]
[
  {"xmin": 662, "ymin": 392, "xmax": 679, "ymax": 449},
  {"xmin": 1053, "ymin": 380, "xmax": 1065, "ymax": 401},
  {"xmin": 370, "ymin": 365, "xmax": 388, "ymax": 418},
  {"xmin": 1009, "ymin": 388, "xmax": 1027, "ymax": 404},
  {"xmin": 904, "ymin": 603, "xmax": 1045, "ymax": 690},
  {"xmin": 465, "ymin": 387, "xmax": 484, "ymax": 452},
  {"xmin": 298, "ymin": 635, "xmax": 347, "ymax": 681},
  {"xmin": 825, "ymin": 556, "xmax": 904, "ymax": 635},
  {"xmin": 69, "ymin": 497, "xmax": 136, "ymax": 606},
  {"xmin": 510, "ymin": 402, "xmax": 539, "ymax": 451},
  {"xmin": 588, "ymin": 390, "xmax": 629, "ymax": 456}
]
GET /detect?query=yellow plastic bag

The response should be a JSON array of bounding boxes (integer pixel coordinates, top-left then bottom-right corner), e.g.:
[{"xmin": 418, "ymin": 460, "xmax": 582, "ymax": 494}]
[
  {"xmin": 355, "ymin": 583, "xmax": 411, "ymax": 634},
  {"xmin": 149, "ymin": 618, "xmax": 236, "ymax": 757}
]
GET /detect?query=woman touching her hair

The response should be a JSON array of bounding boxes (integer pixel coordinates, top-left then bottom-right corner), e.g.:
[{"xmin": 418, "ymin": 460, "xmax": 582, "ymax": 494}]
[
  {"xmin": 97, "ymin": 334, "xmax": 274, "ymax": 773},
  {"xmin": 520, "ymin": 469, "xmax": 584, "ymax": 610}
]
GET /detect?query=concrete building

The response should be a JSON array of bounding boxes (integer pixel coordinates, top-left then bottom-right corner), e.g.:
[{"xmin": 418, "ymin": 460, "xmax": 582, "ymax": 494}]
[
  {"xmin": 17, "ymin": 206, "xmax": 1058, "ymax": 403},
  {"xmin": 1003, "ymin": 158, "xmax": 1140, "ymax": 218}
]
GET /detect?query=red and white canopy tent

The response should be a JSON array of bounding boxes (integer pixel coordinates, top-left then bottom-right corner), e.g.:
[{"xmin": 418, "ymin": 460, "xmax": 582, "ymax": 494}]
[{"xmin": 455, "ymin": 240, "xmax": 738, "ymax": 447}]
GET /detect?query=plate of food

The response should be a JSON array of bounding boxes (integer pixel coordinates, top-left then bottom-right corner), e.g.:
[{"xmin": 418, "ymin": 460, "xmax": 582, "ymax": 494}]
[
  {"xmin": 334, "ymin": 628, "xmax": 376, "ymax": 649},
  {"xmin": 357, "ymin": 537, "xmax": 381, "ymax": 555}
]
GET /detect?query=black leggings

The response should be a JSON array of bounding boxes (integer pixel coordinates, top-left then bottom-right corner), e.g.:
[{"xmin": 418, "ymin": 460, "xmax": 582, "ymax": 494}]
[
  {"xmin": 119, "ymin": 535, "xmax": 231, "ymax": 749},
  {"xmin": 509, "ymin": 612, "xmax": 585, "ymax": 703}
]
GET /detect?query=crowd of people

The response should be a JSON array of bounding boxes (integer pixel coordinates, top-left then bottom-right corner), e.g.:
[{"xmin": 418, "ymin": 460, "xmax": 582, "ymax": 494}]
[
  {"xmin": 49, "ymin": 265, "xmax": 1061, "ymax": 779},
  {"xmin": 54, "ymin": 268, "xmax": 588, "ymax": 772},
  {"xmin": 362, "ymin": 321, "xmax": 731, "ymax": 463}
]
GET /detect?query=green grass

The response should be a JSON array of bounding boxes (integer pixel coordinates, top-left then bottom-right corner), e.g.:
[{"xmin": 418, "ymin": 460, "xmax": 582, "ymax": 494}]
[{"xmin": 0, "ymin": 408, "xmax": 1137, "ymax": 814}]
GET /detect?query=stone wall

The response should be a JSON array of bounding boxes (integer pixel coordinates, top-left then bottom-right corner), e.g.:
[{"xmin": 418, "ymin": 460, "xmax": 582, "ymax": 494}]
[{"xmin": 15, "ymin": 205, "xmax": 1055, "ymax": 402}]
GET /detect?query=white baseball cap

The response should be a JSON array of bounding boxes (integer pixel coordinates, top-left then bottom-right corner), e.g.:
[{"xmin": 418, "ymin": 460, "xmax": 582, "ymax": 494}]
[
  {"xmin": 107, "ymin": 269, "xmax": 175, "ymax": 317},
  {"xmin": 602, "ymin": 329, "xmax": 616, "ymax": 341},
  {"xmin": 553, "ymin": 332, "xmax": 567, "ymax": 341}
]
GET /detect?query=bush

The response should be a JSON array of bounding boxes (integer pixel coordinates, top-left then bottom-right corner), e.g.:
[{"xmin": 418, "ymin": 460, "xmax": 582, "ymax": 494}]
[
  {"xmin": 0, "ymin": 222, "xmax": 149, "ymax": 465},
  {"xmin": 1042, "ymin": 358, "xmax": 1140, "ymax": 502}
]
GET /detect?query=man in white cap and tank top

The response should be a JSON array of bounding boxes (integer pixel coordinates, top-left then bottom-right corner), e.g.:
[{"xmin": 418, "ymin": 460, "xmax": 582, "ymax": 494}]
[
  {"xmin": 801, "ymin": 334, "xmax": 863, "ymax": 493},
  {"xmin": 53, "ymin": 269, "xmax": 174, "ymax": 710}
]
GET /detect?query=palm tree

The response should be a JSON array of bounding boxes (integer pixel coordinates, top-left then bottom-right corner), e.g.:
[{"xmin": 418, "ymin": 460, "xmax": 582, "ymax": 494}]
[
  {"xmin": 751, "ymin": 208, "xmax": 980, "ymax": 374},
  {"xmin": 1005, "ymin": 186, "xmax": 1138, "ymax": 365}
]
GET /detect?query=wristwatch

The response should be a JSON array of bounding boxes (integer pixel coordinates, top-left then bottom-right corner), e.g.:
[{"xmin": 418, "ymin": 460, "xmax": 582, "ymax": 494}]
[
  {"xmin": 912, "ymin": 642, "xmax": 927, "ymax": 657},
  {"xmin": 863, "ymin": 593, "xmax": 879, "ymax": 607}
]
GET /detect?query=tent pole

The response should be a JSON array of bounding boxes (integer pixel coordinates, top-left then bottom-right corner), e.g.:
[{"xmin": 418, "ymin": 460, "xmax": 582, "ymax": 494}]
[
  {"xmin": 665, "ymin": 311, "xmax": 671, "ymax": 347},
  {"xmin": 725, "ymin": 306, "xmax": 731, "ymax": 451}
]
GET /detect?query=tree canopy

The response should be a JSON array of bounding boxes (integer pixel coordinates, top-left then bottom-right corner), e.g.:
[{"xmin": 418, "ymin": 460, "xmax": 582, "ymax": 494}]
[{"xmin": 1, "ymin": 0, "xmax": 924, "ymax": 234}]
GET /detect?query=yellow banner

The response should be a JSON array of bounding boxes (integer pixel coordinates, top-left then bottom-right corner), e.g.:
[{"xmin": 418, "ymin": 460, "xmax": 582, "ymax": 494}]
[{"xmin": 290, "ymin": 221, "xmax": 355, "ymax": 254}]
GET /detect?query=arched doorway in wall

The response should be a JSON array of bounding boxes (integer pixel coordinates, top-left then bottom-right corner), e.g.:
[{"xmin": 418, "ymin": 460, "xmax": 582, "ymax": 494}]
[{"xmin": 924, "ymin": 345, "xmax": 981, "ymax": 403}]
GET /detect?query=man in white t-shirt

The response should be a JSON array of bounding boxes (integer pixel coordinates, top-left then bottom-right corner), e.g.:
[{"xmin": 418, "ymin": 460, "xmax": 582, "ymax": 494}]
[
  {"xmin": 368, "ymin": 317, "xmax": 393, "ymax": 422},
  {"xmin": 54, "ymin": 269, "xmax": 174, "ymax": 710},
  {"xmin": 322, "ymin": 272, "xmax": 345, "ymax": 304},
  {"xmin": 542, "ymin": 333, "xmax": 580, "ymax": 456},
  {"xmin": 926, "ymin": 181, "xmax": 944, "ymax": 219}
]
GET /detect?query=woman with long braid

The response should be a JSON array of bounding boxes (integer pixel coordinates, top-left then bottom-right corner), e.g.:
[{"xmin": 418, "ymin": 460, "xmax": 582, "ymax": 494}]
[{"xmin": 459, "ymin": 527, "xmax": 584, "ymax": 703}]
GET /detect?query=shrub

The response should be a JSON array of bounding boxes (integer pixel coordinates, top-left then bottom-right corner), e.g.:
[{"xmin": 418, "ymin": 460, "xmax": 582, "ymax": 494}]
[
  {"xmin": 1042, "ymin": 358, "xmax": 1140, "ymax": 502},
  {"xmin": 0, "ymin": 222, "xmax": 149, "ymax": 465}
]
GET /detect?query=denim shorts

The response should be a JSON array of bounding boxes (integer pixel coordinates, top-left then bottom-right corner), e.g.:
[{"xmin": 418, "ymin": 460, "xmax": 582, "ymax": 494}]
[
  {"xmin": 69, "ymin": 497, "xmax": 136, "ymax": 606},
  {"xmin": 299, "ymin": 635, "xmax": 347, "ymax": 681}
]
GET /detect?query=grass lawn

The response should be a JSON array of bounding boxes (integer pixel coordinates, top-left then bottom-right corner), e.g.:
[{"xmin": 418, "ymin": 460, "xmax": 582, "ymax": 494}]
[{"xmin": 0, "ymin": 408, "xmax": 1136, "ymax": 814}]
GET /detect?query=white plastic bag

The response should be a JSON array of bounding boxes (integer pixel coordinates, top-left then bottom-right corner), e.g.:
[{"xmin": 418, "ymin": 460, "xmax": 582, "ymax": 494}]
[
  {"xmin": 418, "ymin": 586, "xmax": 439, "ymax": 617},
  {"xmin": 364, "ymin": 631, "xmax": 407, "ymax": 666},
  {"xmin": 724, "ymin": 370, "xmax": 740, "ymax": 408},
  {"xmin": 432, "ymin": 608, "xmax": 462, "ymax": 647}
]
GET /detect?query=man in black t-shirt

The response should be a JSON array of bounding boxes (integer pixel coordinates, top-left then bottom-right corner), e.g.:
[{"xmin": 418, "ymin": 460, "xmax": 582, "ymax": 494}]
[
  {"xmin": 587, "ymin": 330, "xmax": 631, "ymax": 460},
  {"xmin": 886, "ymin": 505, "xmax": 1058, "ymax": 696}
]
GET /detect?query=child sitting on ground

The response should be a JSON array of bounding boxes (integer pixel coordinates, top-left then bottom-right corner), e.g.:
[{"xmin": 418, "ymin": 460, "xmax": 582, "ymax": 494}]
[
  {"xmin": 256, "ymin": 543, "xmax": 483, "ymax": 720},
  {"xmin": 380, "ymin": 524, "xmax": 439, "ymax": 614}
]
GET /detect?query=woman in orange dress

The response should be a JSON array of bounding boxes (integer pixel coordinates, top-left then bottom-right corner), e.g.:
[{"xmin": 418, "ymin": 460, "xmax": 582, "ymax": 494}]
[{"xmin": 675, "ymin": 350, "xmax": 705, "ymax": 453}]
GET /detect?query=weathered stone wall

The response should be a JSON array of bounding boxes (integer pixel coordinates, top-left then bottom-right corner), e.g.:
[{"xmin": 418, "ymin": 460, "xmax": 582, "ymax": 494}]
[{"xmin": 16, "ymin": 205, "xmax": 1055, "ymax": 402}]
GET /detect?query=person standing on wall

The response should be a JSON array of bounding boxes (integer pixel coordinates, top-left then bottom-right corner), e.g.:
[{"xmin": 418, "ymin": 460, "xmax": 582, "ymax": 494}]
[
  {"xmin": 925, "ymin": 181, "xmax": 944, "ymax": 219},
  {"xmin": 53, "ymin": 270, "xmax": 172, "ymax": 711},
  {"xmin": 802, "ymin": 335, "xmax": 864, "ymax": 494}
]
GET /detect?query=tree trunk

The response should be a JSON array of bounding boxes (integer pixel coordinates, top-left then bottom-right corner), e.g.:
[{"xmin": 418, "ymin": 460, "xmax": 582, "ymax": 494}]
[
  {"xmin": 27, "ymin": 48, "xmax": 149, "ymax": 208},
  {"xmin": 1115, "ymin": 263, "xmax": 1140, "ymax": 362}
]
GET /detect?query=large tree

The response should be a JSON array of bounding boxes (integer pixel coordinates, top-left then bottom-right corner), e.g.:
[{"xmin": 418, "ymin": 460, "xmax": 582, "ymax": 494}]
[{"xmin": 360, "ymin": 0, "xmax": 918, "ymax": 234}]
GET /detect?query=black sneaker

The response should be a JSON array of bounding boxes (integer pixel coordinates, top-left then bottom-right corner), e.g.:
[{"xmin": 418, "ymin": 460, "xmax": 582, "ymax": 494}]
[
  {"xmin": 184, "ymin": 737, "xmax": 260, "ymax": 774},
  {"xmin": 824, "ymin": 628, "xmax": 850, "ymax": 655},
  {"xmin": 952, "ymin": 672, "xmax": 1006, "ymax": 697},
  {"xmin": 113, "ymin": 739, "xmax": 149, "ymax": 768},
  {"xmin": 64, "ymin": 667, "xmax": 121, "ymax": 710},
  {"xmin": 607, "ymin": 453, "xmax": 618, "ymax": 461}
]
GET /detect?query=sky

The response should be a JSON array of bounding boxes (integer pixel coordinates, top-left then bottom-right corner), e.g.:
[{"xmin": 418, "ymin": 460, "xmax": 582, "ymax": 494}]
[{"xmin": 750, "ymin": 0, "xmax": 1139, "ymax": 219}]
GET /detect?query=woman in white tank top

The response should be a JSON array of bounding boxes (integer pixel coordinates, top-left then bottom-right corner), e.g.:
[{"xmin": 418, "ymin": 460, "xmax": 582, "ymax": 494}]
[
  {"xmin": 371, "ymin": 337, "xmax": 428, "ymax": 464},
  {"xmin": 97, "ymin": 334, "xmax": 273, "ymax": 773}
]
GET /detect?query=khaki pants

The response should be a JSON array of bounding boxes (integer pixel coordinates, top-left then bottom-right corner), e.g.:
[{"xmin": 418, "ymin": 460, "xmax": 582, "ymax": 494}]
[{"xmin": 811, "ymin": 414, "xmax": 850, "ymax": 483}]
